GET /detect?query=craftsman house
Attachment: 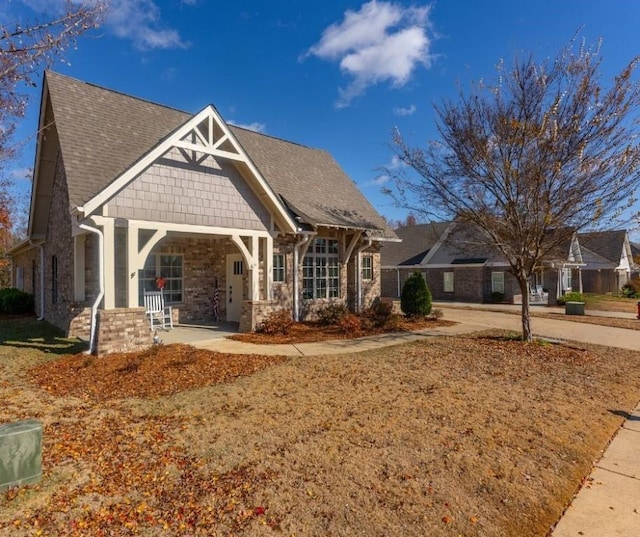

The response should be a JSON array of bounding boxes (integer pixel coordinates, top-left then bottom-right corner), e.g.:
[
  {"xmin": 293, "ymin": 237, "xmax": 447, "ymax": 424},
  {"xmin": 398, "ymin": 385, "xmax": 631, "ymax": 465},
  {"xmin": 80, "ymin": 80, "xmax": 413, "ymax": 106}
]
[
  {"xmin": 381, "ymin": 221, "xmax": 584, "ymax": 304},
  {"xmin": 577, "ymin": 230, "xmax": 636, "ymax": 293},
  {"xmin": 9, "ymin": 72, "xmax": 396, "ymax": 354}
]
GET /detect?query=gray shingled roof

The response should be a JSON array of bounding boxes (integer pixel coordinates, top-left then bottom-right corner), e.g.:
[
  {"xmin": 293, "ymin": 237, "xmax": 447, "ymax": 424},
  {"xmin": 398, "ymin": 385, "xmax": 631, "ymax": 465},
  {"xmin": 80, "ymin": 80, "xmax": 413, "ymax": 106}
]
[
  {"xmin": 380, "ymin": 222, "xmax": 450, "ymax": 266},
  {"xmin": 45, "ymin": 71, "xmax": 395, "ymax": 239},
  {"xmin": 577, "ymin": 230, "xmax": 627, "ymax": 265}
]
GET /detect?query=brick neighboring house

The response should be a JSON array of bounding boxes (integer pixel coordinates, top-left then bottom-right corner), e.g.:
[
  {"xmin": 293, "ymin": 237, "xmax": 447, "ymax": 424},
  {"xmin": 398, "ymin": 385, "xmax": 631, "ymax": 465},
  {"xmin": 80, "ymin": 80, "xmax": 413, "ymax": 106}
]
[
  {"xmin": 380, "ymin": 222, "xmax": 450, "ymax": 298},
  {"xmin": 577, "ymin": 230, "xmax": 636, "ymax": 293},
  {"xmin": 9, "ymin": 72, "xmax": 397, "ymax": 354},
  {"xmin": 381, "ymin": 221, "xmax": 584, "ymax": 305}
]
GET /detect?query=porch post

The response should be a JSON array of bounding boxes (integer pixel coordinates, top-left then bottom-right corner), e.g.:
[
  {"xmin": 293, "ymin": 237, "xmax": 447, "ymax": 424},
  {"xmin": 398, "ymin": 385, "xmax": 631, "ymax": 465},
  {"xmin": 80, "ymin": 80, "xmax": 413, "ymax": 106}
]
[
  {"xmin": 73, "ymin": 234, "xmax": 86, "ymax": 302},
  {"xmin": 102, "ymin": 218, "xmax": 116, "ymax": 309},
  {"xmin": 126, "ymin": 222, "xmax": 140, "ymax": 307},
  {"xmin": 263, "ymin": 236, "xmax": 273, "ymax": 300},
  {"xmin": 249, "ymin": 235, "xmax": 260, "ymax": 300},
  {"xmin": 578, "ymin": 268, "xmax": 583, "ymax": 294}
]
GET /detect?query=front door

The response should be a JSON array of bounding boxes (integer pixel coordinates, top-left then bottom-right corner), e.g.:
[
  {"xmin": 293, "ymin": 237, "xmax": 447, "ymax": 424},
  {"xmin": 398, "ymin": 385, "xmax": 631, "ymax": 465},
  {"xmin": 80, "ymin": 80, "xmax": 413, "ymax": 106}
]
[{"xmin": 226, "ymin": 254, "xmax": 244, "ymax": 323}]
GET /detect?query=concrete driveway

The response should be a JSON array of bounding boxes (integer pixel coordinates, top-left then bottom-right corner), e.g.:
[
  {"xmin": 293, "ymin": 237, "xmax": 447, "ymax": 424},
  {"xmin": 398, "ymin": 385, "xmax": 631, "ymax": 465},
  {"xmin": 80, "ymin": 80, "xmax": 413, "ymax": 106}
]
[{"xmin": 437, "ymin": 306, "xmax": 640, "ymax": 351}]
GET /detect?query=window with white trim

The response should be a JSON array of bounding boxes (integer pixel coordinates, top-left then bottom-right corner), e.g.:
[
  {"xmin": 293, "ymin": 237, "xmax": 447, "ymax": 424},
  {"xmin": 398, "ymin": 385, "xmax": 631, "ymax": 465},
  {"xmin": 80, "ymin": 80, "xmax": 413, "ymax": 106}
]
[
  {"xmin": 362, "ymin": 255, "xmax": 373, "ymax": 280},
  {"xmin": 303, "ymin": 238, "xmax": 339, "ymax": 299},
  {"xmin": 273, "ymin": 254, "xmax": 285, "ymax": 282},
  {"xmin": 139, "ymin": 253, "xmax": 183, "ymax": 304},
  {"xmin": 491, "ymin": 271, "xmax": 505, "ymax": 294},
  {"xmin": 443, "ymin": 271, "xmax": 454, "ymax": 293}
]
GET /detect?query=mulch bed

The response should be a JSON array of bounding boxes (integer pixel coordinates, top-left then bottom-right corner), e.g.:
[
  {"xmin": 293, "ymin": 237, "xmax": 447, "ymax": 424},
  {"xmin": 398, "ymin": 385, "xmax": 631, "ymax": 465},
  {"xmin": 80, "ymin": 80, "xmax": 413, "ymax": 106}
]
[
  {"xmin": 31, "ymin": 344, "xmax": 286, "ymax": 401},
  {"xmin": 230, "ymin": 317, "xmax": 455, "ymax": 344}
]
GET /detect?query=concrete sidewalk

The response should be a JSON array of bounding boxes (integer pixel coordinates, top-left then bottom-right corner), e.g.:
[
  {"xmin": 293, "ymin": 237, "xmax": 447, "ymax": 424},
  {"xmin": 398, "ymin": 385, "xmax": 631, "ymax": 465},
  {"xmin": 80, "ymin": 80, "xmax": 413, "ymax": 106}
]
[
  {"xmin": 551, "ymin": 404, "xmax": 640, "ymax": 536},
  {"xmin": 191, "ymin": 304, "xmax": 640, "ymax": 536}
]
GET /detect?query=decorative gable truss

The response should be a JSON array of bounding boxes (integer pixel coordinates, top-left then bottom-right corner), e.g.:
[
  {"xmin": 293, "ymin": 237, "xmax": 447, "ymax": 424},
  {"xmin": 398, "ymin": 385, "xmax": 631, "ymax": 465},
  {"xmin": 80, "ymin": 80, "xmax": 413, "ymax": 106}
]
[{"xmin": 76, "ymin": 106, "xmax": 298, "ymax": 309}]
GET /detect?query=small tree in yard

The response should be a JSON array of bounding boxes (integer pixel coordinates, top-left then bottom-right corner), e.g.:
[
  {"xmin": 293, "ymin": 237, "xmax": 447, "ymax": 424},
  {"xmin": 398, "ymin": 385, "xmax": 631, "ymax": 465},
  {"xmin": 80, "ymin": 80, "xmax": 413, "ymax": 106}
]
[
  {"xmin": 401, "ymin": 272, "xmax": 432, "ymax": 317},
  {"xmin": 386, "ymin": 36, "xmax": 640, "ymax": 341}
]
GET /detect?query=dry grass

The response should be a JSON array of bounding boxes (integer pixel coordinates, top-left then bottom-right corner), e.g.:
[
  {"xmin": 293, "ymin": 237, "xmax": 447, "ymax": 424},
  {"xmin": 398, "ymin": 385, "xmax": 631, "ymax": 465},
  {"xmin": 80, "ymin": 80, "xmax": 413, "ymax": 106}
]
[
  {"xmin": 1, "ymin": 319, "xmax": 640, "ymax": 536},
  {"xmin": 582, "ymin": 293, "xmax": 637, "ymax": 313}
]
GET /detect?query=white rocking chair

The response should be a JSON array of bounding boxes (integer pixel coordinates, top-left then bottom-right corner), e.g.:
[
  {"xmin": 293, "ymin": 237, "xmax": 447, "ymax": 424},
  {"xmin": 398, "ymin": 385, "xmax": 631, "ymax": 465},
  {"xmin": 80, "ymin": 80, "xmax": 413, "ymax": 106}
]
[{"xmin": 144, "ymin": 291, "xmax": 173, "ymax": 330}]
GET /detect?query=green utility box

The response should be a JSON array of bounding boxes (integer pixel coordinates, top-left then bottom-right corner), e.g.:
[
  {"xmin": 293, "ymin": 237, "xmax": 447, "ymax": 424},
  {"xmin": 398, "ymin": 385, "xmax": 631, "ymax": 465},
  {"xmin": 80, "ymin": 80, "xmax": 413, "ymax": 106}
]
[
  {"xmin": 565, "ymin": 301, "xmax": 586, "ymax": 316},
  {"xmin": 0, "ymin": 419, "xmax": 43, "ymax": 492}
]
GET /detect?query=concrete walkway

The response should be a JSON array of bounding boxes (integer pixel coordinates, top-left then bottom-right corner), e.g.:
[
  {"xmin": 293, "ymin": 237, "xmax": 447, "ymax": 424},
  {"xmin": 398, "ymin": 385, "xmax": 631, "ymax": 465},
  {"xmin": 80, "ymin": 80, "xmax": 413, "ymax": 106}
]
[{"xmin": 187, "ymin": 304, "xmax": 640, "ymax": 536}]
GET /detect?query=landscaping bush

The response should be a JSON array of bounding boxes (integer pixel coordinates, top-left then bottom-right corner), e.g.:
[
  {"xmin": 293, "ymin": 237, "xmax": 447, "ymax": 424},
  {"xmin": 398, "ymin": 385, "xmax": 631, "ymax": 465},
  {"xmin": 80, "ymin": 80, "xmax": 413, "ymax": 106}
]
[
  {"xmin": 0, "ymin": 288, "xmax": 35, "ymax": 314},
  {"xmin": 556, "ymin": 292, "xmax": 584, "ymax": 306},
  {"xmin": 316, "ymin": 302, "xmax": 348, "ymax": 325},
  {"xmin": 337, "ymin": 313, "xmax": 362, "ymax": 334},
  {"xmin": 362, "ymin": 298, "xmax": 394, "ymax": 328},
  {"xmin": 400, "ymin": 272, "xmax": 432, "ymax": 316},
  {"xmin": 621, "ymin": 279, "xmax": 640, "ymax": 298},
  {"xmin": 431, "ymin": 309, "xmax": 444, "ymax": 320},
  {"xmin": 490, "ymin": 291, "xmax": 505, "ymax": 303},
  {"xmin": 255, "ymin": 310, "xmax": 293, "ymax": 335}
]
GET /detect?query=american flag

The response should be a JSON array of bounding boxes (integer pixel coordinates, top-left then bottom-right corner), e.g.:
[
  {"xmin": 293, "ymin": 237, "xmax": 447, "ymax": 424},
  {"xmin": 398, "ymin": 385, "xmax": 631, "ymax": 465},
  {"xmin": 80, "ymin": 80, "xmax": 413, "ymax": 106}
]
[{"xmin": 212, "ymin": 277, "xmax": 219, "ymax": 321}]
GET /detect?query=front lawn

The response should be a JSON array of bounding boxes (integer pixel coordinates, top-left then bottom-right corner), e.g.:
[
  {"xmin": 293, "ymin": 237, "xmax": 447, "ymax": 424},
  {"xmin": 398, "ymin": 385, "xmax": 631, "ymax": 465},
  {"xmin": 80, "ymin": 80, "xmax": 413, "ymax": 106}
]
[{"xmin": 1, "ymin": 318, "xmax": 640, "ymax": 536}]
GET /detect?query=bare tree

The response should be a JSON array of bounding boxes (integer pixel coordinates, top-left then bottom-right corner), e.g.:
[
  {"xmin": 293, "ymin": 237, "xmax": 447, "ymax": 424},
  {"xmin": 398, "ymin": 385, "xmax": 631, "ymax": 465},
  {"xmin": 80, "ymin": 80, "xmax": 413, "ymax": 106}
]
[
  {"xmin": 386, "ymin": 38, "xmax": 640, "ymax": 341},
  {"xmin": 0, "ymin": 1, "xmax": 105, "ymax": 283}
]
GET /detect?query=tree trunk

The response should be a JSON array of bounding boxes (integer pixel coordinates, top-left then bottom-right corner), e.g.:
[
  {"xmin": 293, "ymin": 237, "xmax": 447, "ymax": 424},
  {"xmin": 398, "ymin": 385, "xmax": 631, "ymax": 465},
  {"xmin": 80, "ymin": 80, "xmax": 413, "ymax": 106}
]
[{"xmin": 517, "ymin": 276, "xmax": 533, "ymax": 342}]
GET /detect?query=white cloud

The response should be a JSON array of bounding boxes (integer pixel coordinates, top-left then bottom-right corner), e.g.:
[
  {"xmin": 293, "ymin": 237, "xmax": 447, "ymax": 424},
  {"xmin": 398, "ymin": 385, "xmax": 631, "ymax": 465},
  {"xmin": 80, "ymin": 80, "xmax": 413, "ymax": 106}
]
[
  {"xmin": 307, "ymin": 1, "xmax": 434, "ymax": 107},
  {"xmin": 369, "ymin": 173, "xmax": 390, "ymax": 186},
  {"xmin": 106, "ymin": 0, "xmax": 188, "ymax": 50},
  {"xmin": 19, "ymin": 0, "xmax": 188, "ymax": 50},
  {"xmin": 393, "ymin": 104, "xmax": 417, "ymax": 116},
  {"xmin": 227, "ymin": 121, "xmax": 267, "ymax": 134}
]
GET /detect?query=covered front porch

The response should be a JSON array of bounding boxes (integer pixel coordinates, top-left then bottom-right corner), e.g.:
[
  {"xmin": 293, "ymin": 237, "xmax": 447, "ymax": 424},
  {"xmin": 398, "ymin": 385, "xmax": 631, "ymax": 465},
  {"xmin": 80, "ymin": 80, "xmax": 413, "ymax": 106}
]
[{"xmin": 71, "ymin": 217, "xmax": 278, "ymax": 354}]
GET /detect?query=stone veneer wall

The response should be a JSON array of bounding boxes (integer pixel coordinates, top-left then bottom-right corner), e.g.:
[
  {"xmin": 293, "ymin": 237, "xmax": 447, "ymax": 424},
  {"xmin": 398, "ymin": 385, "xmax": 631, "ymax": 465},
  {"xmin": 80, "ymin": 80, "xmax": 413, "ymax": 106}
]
[
  {"xmin": 239, "ymin": 300, "xmax": 279, "ymax": 333},
  {"xmin": 361, "ymin": 249, "xmax": 381, "ymax": 309},
  {"xmin": 154, "ymin": 236, "xmax": 230, "ymax": 322},
  {"xmin": 68, "ymin": 307, "xmax": 92, "ymax": 341},
  {"xmin": 43, "ymin": 153, "xmax": 75, "ymax": 331},
  {"xmin": 95, "ymin": 308, "xmax": 151, "ymax": 355}
]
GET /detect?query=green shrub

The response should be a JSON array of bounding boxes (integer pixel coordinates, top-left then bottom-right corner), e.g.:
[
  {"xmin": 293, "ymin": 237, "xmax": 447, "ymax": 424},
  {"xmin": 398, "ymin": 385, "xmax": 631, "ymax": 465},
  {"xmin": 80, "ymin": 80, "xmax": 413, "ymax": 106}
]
[
  {"xmin": 0, "ymin": 288, "xmax": 35, "ymax": 314},
  {"xmin": 490, "ymin": 291, "xmax": 505, "ymax": 303},
  {"xmin": 255, "ymin": 310, "xmax": 293, "ymax": 335},
  {"xmin": 316, "ymin": 302, "xmax": 348, "ymax": 325},
  {"xmin": 556, "ymin": 291, "xmax": 584, "ymax": 306},
  {"xmin": 621, "ymin": 279, "xmax": 640, "ymax": 298},
  {"xmin": 400, "ymin": 272, "xmax": 432, "ymax": 317}
]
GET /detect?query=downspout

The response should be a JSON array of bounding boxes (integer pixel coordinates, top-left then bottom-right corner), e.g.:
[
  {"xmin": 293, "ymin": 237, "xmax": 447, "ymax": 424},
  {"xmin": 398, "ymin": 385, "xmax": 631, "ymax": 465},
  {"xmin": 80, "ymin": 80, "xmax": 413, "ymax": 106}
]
[
  {"xmin": 79, "ymin": 222, "xmax": 104, "ymax": 355},
  {"xmin": 355, "ymin": 238, "xmax": 373, "ymax": 312},
  {"xmin": 397, "ymin": 268, "xmax": 400, "ymax": 298},
  {"xmin": 293, "ymin": 233, "xmax": 313, "ymax": 322}
]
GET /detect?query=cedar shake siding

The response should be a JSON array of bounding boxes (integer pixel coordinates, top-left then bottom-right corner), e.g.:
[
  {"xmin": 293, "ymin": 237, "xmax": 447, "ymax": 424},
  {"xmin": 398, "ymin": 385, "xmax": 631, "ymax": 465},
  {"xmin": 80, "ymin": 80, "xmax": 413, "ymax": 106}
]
[{"xmin": 109, "ymin": 148, "xmax": 270, "ymax": 231}]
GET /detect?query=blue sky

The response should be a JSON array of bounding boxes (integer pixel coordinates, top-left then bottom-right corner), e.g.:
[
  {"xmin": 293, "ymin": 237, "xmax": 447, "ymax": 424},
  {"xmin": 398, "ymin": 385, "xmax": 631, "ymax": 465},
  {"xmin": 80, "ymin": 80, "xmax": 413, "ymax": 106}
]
[{"xmin": 5, "ymin": 0, "xmax": 640, "ymax": 227}]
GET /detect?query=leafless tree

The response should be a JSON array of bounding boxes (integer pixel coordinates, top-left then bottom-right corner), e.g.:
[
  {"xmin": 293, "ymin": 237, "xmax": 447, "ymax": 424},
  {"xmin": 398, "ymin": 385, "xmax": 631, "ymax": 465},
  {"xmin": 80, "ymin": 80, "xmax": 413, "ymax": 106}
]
[
  {"xmin": 0, "ymin": 1, "xmax": 105, "ymax": 283},
  {"xmin": 386, "ymin": 37, "xmax": 640, "ymax": 341}
]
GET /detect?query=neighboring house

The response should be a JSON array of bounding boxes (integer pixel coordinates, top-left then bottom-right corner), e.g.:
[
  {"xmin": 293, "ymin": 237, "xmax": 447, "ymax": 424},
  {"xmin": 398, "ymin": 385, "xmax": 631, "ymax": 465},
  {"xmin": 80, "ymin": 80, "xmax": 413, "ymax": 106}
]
[
  {"xmin": 380, "ymin": 222, "xmax": 449, "ymax": 298},
  {"xmin": 381, "ymin": 220, "xmax": 584, "ymax": 304},
  {"xmin": 9, "ymin": 72, "xmax": 396, "ymax": 354},
  {"xmin": 578, "ymin": 230, "xmax": 636, "ymax": 293}
]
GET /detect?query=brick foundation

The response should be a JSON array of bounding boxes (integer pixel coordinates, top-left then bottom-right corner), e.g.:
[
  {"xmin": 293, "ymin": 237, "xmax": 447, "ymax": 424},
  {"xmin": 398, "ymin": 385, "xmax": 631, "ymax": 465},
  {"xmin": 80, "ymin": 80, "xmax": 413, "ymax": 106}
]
[
  {"xmin": 94, "ymin": 308, "xmax": 151, "ymax": 355},
  {"xmin": 239, "ymin": 300, "xmax": 279, "ymax": 332}
]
